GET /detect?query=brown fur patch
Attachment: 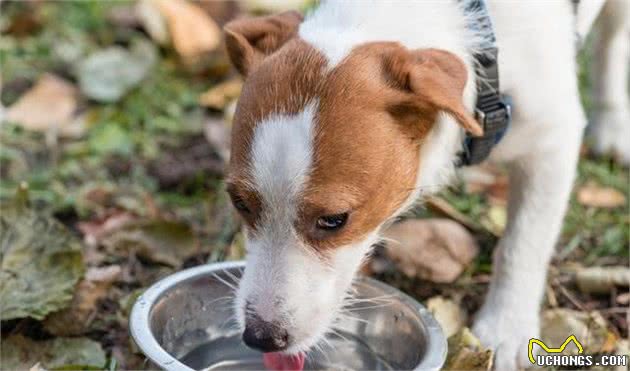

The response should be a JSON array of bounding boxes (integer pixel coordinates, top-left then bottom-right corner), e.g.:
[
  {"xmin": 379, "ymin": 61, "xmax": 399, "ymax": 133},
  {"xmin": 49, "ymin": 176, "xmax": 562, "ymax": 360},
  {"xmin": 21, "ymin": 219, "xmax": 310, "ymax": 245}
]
[
  {"xmin": 228, "ymin": 38, "xmax": 476, "ymax": 250},
  {"xmin": 227, "ymin": 39, "xmax": 327, "ymax": 230},
  {"xmin": 298, "ymin": 43, "xmax": 428, "ymax": 250}
]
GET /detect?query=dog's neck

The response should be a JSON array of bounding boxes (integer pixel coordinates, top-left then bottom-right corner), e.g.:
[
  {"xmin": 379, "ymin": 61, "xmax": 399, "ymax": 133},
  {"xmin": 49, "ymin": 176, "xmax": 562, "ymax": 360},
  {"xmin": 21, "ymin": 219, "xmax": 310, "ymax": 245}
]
[{"xmin": 299, "ymin": 0, "xmax": 484, "ymax": 204}]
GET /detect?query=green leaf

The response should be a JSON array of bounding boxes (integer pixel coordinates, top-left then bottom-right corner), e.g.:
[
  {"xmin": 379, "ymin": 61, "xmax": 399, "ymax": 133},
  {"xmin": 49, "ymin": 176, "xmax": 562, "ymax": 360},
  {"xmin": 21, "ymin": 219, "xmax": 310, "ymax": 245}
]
[
  {"xmin": 1, "ymin": 335, "xmax": 106, "ymax": 370},
  {"xmin": 103, "ymin": 219, "xmax": 198, "ymax": 267},
  {"xmin": 88, "ymin": 123, "xmax": 134, "ymax": 155},
  {"xmin": 0, "ymin": 205, "xmax": 84, "ymax": 320},
  {"xmin": 76, "ymin": 37, "xmax": 157, "ymax": 103}
]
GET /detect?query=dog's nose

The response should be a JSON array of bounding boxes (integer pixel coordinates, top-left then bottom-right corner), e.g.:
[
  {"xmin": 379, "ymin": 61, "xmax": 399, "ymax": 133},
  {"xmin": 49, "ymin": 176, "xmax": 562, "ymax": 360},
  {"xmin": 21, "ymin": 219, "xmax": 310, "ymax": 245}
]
[{"xmin": 242, "ymin": 318, "xmax": 289, "ymax": 352}]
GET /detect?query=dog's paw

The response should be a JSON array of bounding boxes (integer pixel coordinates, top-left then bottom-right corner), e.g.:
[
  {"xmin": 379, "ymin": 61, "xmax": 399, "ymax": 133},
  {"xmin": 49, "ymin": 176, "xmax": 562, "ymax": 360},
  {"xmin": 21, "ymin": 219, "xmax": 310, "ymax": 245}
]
[
  {"xmin": 472, "ymin": 306, "xmax": 539, "ymax": 371},
  {"xmin": 590, "ymin": 109, "xmax": 630, "ymax": 165}
]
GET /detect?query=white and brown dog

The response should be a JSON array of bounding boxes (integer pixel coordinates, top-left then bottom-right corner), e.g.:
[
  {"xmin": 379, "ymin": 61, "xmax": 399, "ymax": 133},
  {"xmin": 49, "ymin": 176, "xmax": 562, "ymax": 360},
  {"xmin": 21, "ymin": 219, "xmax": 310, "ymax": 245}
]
[{"xmin": 222, "ymin": 0, "xmax": 629, "ymax": 369}]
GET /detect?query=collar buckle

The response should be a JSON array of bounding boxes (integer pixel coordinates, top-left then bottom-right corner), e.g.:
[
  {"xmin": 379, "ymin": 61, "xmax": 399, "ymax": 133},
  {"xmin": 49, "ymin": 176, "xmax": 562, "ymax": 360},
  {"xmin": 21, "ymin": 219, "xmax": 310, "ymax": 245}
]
[{"xmin": 458, "ymin": 95, "xmax": 512, "ymax": 166}]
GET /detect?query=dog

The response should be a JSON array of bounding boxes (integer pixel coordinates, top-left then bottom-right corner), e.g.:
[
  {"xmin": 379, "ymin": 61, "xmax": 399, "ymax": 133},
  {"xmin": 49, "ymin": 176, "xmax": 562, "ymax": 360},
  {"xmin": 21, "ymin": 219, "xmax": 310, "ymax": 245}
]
[{"xmin": 222, "ymin": 0, "xmax": 629, "ymax": 369}]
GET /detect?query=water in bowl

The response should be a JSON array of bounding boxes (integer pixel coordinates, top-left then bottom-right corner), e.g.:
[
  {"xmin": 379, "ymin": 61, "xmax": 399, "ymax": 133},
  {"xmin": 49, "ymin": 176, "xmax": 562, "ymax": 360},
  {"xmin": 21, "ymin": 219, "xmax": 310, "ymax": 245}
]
[{"xmin": 181, "ymin": 330, "xmax": 394, "ymax": 371}]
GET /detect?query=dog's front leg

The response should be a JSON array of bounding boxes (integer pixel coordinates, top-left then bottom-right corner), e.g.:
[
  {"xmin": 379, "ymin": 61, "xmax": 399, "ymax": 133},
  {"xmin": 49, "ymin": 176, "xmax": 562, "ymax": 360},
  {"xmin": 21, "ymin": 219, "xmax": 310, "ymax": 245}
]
[{"xmin": 472, "ymin": 135, "xmax": 582, "ymax": 370}]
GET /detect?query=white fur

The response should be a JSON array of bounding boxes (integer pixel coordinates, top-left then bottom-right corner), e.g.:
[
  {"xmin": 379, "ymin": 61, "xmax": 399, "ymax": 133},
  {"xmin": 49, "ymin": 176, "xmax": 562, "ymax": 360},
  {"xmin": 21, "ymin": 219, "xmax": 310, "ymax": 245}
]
[
  {"xmin": 237, "ymin": 102, "xmax": 381, "ymax": 353},
  {"xmin": 589, "ymin": 0, "xmax": 630, "ymax": 163},
  {"xmin": 240, "ymin": 0, "xmax": 629, "ymax": 368}
]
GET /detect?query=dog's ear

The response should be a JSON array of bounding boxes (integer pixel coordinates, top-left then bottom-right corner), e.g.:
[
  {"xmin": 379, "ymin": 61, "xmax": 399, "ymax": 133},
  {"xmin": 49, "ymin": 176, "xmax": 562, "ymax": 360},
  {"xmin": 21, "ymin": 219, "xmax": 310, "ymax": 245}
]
[
  {"xmin": 383, "ymin": 47, "xmax": 483, "ymax": 137},
  {"xmin": 224, "ymin": 11, "xmax": 303, "ymax": 76}
]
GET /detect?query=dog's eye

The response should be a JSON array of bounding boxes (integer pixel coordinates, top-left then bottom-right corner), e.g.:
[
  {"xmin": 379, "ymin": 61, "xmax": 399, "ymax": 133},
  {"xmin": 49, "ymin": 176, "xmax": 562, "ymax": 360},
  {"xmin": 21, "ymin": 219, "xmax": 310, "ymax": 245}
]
[
  {"xmin": 316, "ymin": 213, "xmax": 348, "ymax": 231},
  {"xmin": 231, "ymin": 196, "xmax": 250, "ymax": 213}
]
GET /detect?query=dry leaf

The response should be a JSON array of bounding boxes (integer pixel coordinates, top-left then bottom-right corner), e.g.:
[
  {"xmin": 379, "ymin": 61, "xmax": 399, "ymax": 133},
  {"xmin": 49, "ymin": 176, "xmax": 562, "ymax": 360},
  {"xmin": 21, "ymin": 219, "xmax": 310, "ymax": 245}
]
[
  {"xmin": 44, "ymin": 265, "xmax": 121, "ymax": 336},
  {"xmin": 382, "ymin": 218, "xmax": 478, "ymax": 283},
  {"xmin": 444, "ymin": 327, "xmax": 493, "ymax": 371},
  {"xmin": 196, "ymin": 0, "xmax": 240, "ymax": 26},
  {"xmin": 103, "ymin": 219, "xmax": 198, "ymax": 267},
  {"xmin": 0, "ymin": 203, "xmax": 84, "ymax": 321},
  {"xmin": 204, "ymin": 116, "xmax": 231, "ymax": 160},
  {"xmin": 480, "ymin": 204, "xmax": 506, "ymax": 236},
  {"xmin": 611, "ymin": 340, "xmax": 630, "ymax": 371},
  {"xmin": 107, "ymin": 4, "xmax": 141, "ymax": 29},
  {"xmin": 427, "ymin": 296, "xmax": 467, "ymax": 338},
  {"xmin": 29, "ymin": 363, "xmax": 46, "ymax": 371},
  {"xmin": 136, "ymin": 0, "xmax": 170, "ymax": 45},
  {"xmin": 199, "ymin": 78, "xmax": 243, "ymax": 110},
  {"xmin": 77, "ymin": 211, "xmax": 137, "ymax": 247},
  {"xmin": 541, "ymin": 309, "xmax": 613, "ymax": 355},
  {"xmin": 77, "ymin": 38, "xmax": 157, "ymax": 103},
  {"xmin": 460, "ymin": 165, "xmax": 509, "ymax": 205},
  {"xmin": 153, "ymin": 0, "xmax": 221, "ymax": 63},
  {"xmin": 224, "ymin": 99, "xmax": 238, "ymax": 125},
  {"xmin": 577, "ymin": 183, "xmax": 626, "ymax": 208},
  {"xmin": 616, "ymin": 292, "xmax": 630, "ymax": 305},
  {"xmin": 575, "ymin": 266, "xmax": 630, "ymax": 294},
  {"xmin": 2, "ymin": 335, "xmax": 106, "ymax": 370},
  {"xmin": 243, "ymin": 0, "xmax": 310, "ymax": 13},
  {"xmin": 460, "ymin": 166, "xmax": 498, "ymax": 194},
  {"xmin": 425, "ymin": 196, "xmax": 480, "ymax": 232},
  {"xmin": 5, "ymin": 74, "xmax": 82, "ymax": 137}
]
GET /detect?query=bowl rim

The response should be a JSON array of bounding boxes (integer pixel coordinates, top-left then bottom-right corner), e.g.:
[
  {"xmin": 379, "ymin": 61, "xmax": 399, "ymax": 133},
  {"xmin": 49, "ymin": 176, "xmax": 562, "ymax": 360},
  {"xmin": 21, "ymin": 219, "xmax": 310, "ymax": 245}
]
[{"xmin": 129, "ymin": 261, "xmax": 447, "ymax": 371}]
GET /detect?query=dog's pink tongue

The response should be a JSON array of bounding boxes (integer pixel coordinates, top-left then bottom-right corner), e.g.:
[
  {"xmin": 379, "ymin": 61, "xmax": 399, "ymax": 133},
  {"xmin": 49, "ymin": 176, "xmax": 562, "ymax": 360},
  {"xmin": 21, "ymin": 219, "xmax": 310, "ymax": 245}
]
[{"xmin": 263, "ymin": 352, "xmax": 305, "ymax": 371}]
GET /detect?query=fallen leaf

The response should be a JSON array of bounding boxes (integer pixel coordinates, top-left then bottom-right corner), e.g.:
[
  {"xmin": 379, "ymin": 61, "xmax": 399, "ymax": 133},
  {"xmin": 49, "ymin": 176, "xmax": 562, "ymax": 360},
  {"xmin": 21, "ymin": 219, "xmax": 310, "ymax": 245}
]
[
  {"xmin": 224, "ymin": 99, "xmax": 238, "ymax": 125},
  {"xmin": 480, "ymin": 204, "xmax": 507, "ymax": 236},
  {"xmin": 460, "ymin": 165, "xmax": 509, "ymax": 205},
  {"xmin": 611, "ymin": 340, "xmax": 630, "ymax": 371},
  {"xmin": 541, "ymin": 309, "xmax": 613, "ymax": 354},
  {"xmin": 242, "ymin": 0, "xmax": 311, "ymax": 13},
  {"xmin": 0, "ymin": 203, "xmax": 84, "ymax": 320},
  {"xmin": 135, "ymin": 0, "xmax": 170, "ymax": 45},
  {"xmin": 88, "ymin": 123, "xmax": 134, "ymax": 155},
  {"xmin": 5, "ymin": 74, "xmax": 82, "ymax": 137},
  {"xmin": 444, "ymin": 327, "xmax": 493, "ymax": 371},
  {"xmin": 196, "ymin": 0, "xmax": 241, "ymax": 26},
  {"xmin": 577, "ymin": 183, "xmax": 626, "ymax": 208},
  {"xmin": 44, "ymin": 265, "xmax": 121, "ymax": 336},
  {"xmin": 4, "ymin": 3, "xmax": 41, "ymax": 36},
  {"xmin": 119, "ymin": 288, "xmax": 145, "ymax": 317},
  {"xmin": 199, "ymin": 78, "xmax": 243, "ymax": 110},
  {"xmin": 225, "ymin": 231, "xmax": 247, "ymax": 261},
  {"xmin": 382, "ymin": 218, "xmax": 478, "ymax": 283},
  {"xmin": 153, "ymin": 0, "xmax": 221, "ymax": 63},
  {"xmin": 460, "ymin": 166, "xmax": 497, "ymax": 194},
  {"xmin": 1, "ymin": 335, "xmax": 106, "ymax": 370},
  {"xmin": 204, "ymin": 116, "xmax": 231, "ymax": 160},
  {"xmin": 425, "ymin": 196, "xmax": 480, "ymax": 233},
  {"xmin": 29, "ymin": 363, "xmax": 46, "ymax": 371},
  {"xmin": 107, "ymin": 4, "xmax": 141, "ymax": 29},
  {"xmin": 78, "ymin": 211, "xmax": 137, "ymax": 247},
  {"xmin": 103, "ymin": 219, "xmax": 198, "ymax": 267},
  {"xmin": 76, "ymin": 37, "xmax": 157, "ymax": 102},
  {"xmin": 616, "ymin": 292, "xmax": 630, "ymax": 305},
  {"xmin": 575, "ymin": 266, "xmax": 630, "ymax": 294},
  {"xmin": 427, "ymin": 296, "xmax": 467, "ymax": 338}
]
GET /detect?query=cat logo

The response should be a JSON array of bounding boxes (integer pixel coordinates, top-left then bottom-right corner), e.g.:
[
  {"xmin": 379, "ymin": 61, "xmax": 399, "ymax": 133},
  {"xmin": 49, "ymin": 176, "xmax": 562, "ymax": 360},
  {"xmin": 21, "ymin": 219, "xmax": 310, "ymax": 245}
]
[{"xmin": 528, "ymin": 335, "xmax": 584, "ymax": 364}]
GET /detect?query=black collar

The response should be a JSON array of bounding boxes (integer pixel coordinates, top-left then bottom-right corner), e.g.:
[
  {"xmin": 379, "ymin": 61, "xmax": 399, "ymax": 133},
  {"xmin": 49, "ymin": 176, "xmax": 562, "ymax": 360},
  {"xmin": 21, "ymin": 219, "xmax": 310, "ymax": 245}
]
[{"xmin": 457, "ymin": 0, "xmax": 512, "ymax": 167}]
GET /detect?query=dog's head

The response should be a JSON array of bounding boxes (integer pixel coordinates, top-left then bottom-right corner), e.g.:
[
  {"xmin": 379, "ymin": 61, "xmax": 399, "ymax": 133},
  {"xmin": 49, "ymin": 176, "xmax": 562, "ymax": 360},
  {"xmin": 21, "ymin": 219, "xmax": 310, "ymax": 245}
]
[{"xmin": 223, "ymin": 11, "xmax": 480, "ymax": 354}]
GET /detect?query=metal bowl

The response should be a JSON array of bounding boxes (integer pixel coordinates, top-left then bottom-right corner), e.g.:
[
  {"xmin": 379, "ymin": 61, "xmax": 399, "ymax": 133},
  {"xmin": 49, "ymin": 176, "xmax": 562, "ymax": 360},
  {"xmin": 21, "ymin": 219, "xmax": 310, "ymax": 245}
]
[{"xmin": 130, "ymin": 261, "xmax": 446, "ymax": 371}]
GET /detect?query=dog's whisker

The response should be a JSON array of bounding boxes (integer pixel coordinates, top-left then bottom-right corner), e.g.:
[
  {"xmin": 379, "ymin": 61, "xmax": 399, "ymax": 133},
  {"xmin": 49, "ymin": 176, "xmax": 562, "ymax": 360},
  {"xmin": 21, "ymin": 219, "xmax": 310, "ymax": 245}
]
[
  {"xmin": 335, "ymin": 312, "xmax": 370, "ymax": 325},
  {"xmin": 326, "ymin": 327, "xmax": 352, "ymax": 343},
  {"xmin": 211, "ymin": 272, "xmax": 239, "ymax": 292},
  {"xmin": 222, "ymin": 269, "xmax": 243, "ymax": 288},
  {"xmin": 342, "ymin": 294, "xmax": 395, "ymax": 304}
]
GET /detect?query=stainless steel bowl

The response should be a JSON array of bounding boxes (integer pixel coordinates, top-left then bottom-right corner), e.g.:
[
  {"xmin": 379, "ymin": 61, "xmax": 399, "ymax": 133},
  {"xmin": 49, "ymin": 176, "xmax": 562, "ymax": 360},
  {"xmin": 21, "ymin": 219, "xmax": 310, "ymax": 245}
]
[{"xmin": 130, "ymin": 261, "xmax": 446, "ymax": 371}]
